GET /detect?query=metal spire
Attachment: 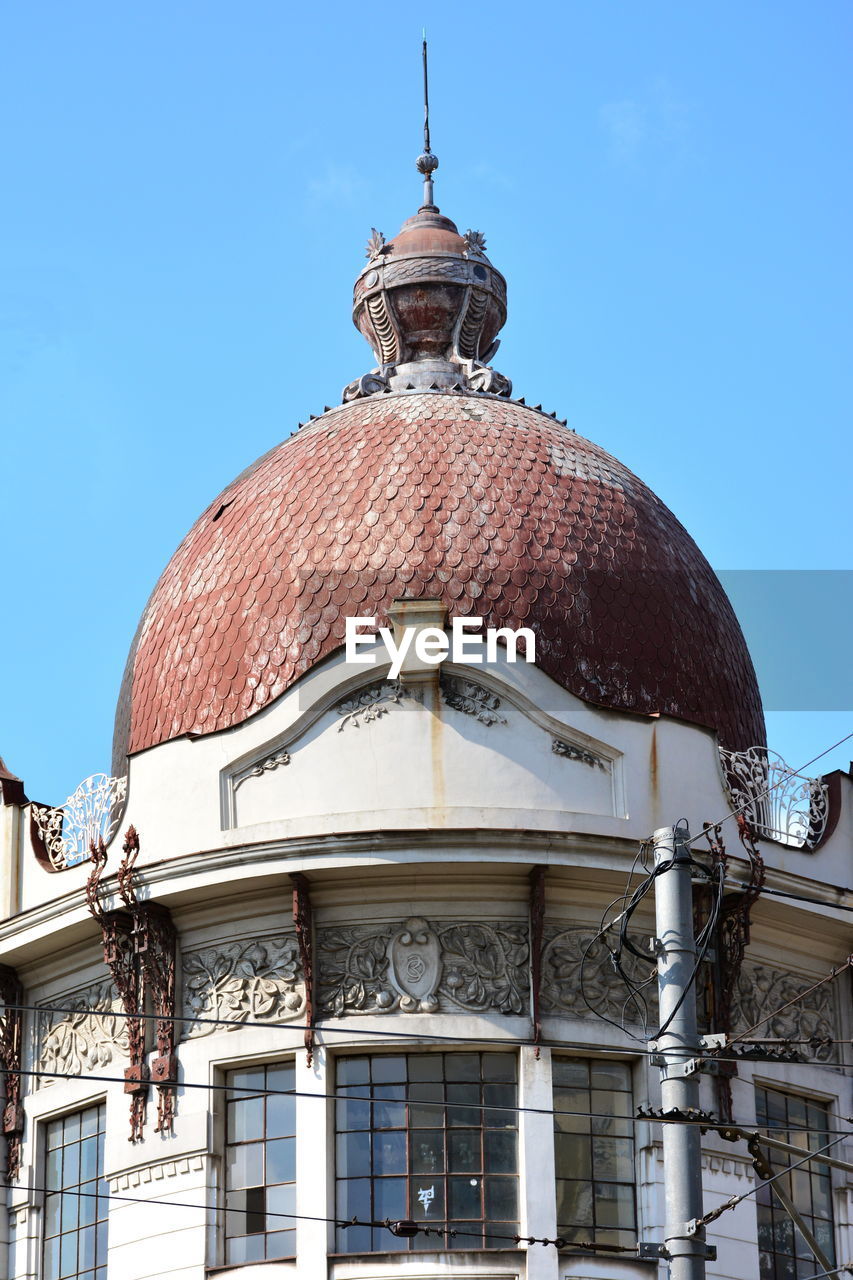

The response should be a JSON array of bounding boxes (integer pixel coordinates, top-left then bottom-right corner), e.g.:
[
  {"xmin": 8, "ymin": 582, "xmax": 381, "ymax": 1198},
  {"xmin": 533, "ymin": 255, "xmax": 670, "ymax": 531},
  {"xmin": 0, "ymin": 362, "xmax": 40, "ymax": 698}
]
[{"xmin": 416, "ymin": 34, "xmax": 439, "ymax": 210}]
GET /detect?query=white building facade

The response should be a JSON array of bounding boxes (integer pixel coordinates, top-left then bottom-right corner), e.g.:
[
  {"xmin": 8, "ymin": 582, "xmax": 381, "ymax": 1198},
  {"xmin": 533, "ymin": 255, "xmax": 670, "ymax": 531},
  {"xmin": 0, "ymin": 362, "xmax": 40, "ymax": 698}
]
[{"xmin": 0, "ymin": 156, "xmax": 851, "ymax": 1280}]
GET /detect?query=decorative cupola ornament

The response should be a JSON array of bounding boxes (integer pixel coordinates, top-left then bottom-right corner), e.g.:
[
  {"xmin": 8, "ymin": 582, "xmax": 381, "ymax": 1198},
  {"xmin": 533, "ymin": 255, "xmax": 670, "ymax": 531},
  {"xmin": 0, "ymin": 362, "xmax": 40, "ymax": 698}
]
[{"xmin": 344, "ymin": 40, "xmax": 511, "ymax": 402}]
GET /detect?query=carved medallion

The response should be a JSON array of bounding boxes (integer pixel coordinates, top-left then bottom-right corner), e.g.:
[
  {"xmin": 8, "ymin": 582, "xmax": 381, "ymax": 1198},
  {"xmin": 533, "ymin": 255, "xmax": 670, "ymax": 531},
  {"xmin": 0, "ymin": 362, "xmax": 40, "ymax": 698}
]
[{"xmin": 387, "ymin": 918, "xmax": 442, "ymax": 1011}]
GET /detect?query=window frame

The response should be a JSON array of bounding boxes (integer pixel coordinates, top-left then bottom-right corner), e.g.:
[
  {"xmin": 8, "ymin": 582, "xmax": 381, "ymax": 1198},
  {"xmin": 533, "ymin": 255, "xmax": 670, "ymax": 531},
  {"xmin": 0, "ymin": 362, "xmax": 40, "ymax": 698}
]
[
  {"xmin": 40, "ymin": 1099, "xmax": 108, "ymax": 1280},
  {"xmin": 217, "ymin": 1055, "xmax": 298, "ymax": 1268},
  {"xmin": 333, "ymin": 1049, "xmax": 521, "ymax": 1254},
  {"xmin": 551, "ymin": 1053, "xmax": 639, "ymax": 1251},
  {"xmin": 753, "ymin": 1080, "xmax": 839, "ymax": 1280}
]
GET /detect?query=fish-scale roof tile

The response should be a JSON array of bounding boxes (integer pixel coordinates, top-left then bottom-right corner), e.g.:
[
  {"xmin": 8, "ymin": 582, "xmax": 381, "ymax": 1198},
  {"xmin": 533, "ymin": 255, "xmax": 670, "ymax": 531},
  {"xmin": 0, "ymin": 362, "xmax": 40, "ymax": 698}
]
[{"xmin": 114, "ymin": 392, "xmax": 764, "ymax": 763}]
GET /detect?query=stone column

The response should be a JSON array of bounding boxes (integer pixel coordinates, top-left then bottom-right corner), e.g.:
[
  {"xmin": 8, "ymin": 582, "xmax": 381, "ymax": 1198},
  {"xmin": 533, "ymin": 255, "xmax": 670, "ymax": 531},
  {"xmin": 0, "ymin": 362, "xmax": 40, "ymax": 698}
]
[{"xmin": 520, "ymin": 1045, "xmax": 558, "ymax": 1280}]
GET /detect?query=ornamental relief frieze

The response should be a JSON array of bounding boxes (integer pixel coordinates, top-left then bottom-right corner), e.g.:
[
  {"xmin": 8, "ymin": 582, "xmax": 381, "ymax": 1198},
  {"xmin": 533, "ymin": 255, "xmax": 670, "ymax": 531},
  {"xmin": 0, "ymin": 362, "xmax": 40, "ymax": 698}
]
[
  {"xmin": 182, "ymin": 935, "xmax": 305, "ymax": 1037},
  {"xmin": 36, "ymin": 979, "xmax": 129, "ymax": 1087},
  {"xmin": 317, "ymin": 917, "xmax": 529, "ymax": 1018},
  {"xmin": 539, "ymin": 927, "xmax": 658, "ymax": 1027},
  {"xmin": 730, "ymin": 960, "xmax": 837, "ymax": 1061}
]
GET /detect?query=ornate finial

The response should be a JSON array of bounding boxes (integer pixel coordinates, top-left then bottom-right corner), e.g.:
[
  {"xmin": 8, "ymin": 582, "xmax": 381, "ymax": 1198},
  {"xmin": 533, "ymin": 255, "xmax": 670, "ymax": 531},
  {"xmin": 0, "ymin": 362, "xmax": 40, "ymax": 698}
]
[
  {"xmin": 417, "ymin": 35, "xmax": 439, "ymax": 211},
  {"xmin": 463, "ymin": 230, "xmax": 487, "ymax": 257},
  {"xmin": 365, "ymin": 228, "xmax": 386, "ymax": 260}
]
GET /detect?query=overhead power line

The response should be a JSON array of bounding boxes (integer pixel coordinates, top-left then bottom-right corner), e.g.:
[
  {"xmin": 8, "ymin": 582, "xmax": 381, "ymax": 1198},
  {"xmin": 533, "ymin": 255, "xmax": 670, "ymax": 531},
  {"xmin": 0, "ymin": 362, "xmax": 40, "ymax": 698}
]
[
  {"xmin": 7, "ymin": 1062, "xmax": 853, "ymax": 1136},
  {"xmin": 23, "ymin": 1178, "xmax": 636, "ymax": 1254}
]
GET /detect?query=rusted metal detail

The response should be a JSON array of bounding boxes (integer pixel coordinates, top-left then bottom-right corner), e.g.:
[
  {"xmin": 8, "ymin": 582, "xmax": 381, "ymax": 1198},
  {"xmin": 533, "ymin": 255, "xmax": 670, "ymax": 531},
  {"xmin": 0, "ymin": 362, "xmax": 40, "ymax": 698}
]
[
  {"xmin": 87, "ymin": 828, "xmax": 179, "ymax": 1138},
  {"xmin": 133, "ymin": 903, "xmax": 178, "ymax": 1133},
  {"xmin": 0, "ymin": 965, "xmax": 24, "ymax": 1182},
  {"xmin": 702, "ymin": 821, "xmax": 765, "ymax": 1122},
  {"xmin": 529, "ymin": 867, "xmax": 546, "ymax": 1057},
  {"xmin": 117, "ymin": 824, "xmax": 140, "ymax": 906},
  {"xmin": 98, "ymin": 909, "xmax": 146, "ymax": 1141},
  {"xmin": 290, "ymin": 873, "xmax": 315, "ymax": 1066},
  {"xmin": 85, "ymin": 837, "xmax": 109, "ymax": 918}
]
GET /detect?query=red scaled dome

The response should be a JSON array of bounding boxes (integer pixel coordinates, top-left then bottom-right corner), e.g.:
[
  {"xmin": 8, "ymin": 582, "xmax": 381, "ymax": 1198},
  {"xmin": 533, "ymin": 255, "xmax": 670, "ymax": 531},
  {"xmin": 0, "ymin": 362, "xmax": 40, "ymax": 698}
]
[{"xmin": 113, "ymin": 392, "xmax": 764, "ymax": 763}]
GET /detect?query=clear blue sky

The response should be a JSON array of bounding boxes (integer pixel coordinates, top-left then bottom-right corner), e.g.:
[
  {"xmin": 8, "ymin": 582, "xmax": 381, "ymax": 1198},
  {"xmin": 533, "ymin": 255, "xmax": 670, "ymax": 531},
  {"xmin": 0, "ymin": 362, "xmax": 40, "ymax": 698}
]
[{"xmin": 1, "ymin": 1, "xmax": 850, "ymax": 804}]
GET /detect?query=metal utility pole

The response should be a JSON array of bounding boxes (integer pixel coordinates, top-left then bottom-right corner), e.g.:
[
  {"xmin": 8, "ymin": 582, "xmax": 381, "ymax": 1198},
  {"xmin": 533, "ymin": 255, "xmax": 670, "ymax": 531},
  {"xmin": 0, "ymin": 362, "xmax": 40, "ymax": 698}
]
[{"xmin": 652, "ymin": 824, "xmax": 711, "ymax": 1280}]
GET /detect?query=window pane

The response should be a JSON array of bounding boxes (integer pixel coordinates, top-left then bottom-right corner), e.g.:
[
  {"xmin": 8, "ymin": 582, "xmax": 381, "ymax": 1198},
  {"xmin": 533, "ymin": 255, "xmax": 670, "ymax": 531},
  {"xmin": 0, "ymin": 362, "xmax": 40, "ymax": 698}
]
[
  {"xmin": 80, "ymin": 1138, "xmax": 99, "ymax": 1184},
  {"xmin": 373, "ymin": 1129, "xmax": 406, "ymax": 1175},
  {"xmin": 594, "ymin": 1180, "xmax": 635, "ymax": 1229},
  {"xmin": 409, "ymin": 1081, "xmax": 444, "ymax": 1127},
  {"xmin": 61, "ymin": 1190, "xmax": 79, "ymax": 1234},
  {"xmin": 337, "ymin": 1087, "xmax": 370, "ymax": 1132},
  {"xmin": 266, "ymin": 1091, "xmax": 295, "ymax": 1139},
  {"xmin": 482, "ymin": 1054, "xmax": 516, "ymax": 1082},
  {"xmin": 226, "ymin": 1141, "xmax": 263, "ymax": 1191},
  {"xmin": 449, "ymin": 1175, "xmax": 482, "ymax": 1219},
  {"xmin": 445, "ymin": 1054, "xmax": 480, "ymax": 1081},
  {"xmin": 556, "ymin": 1131, "xmax": 591, "ymax": 1179},
  {"xmin": 593, "ymin": 1135, "xmax": 634, "ymax": 1180},
  {"xmin": 44, "ymin": 1234, "xmax": 60, "ymax": 1280},
  {"xmin": 337, "ymin": 1057, "xmax": 369, "ymax": 1086},
  {"xmin": 79, "ymin": 1182, "xmax": 97, "ymax": 1229},
  {"xmin": 408, "ymin": 1054, "xmax": 443, "ymax": 1081},
  {"xmin": 557, "ymin": 1178, "xmax": 594, "ymax": 1228},
  {"xmin": 371, "ymin": 1090, "xmax": 404, "ymax": 1131},
  {"xmin": 227, "ymin": 1095, "xmax": 264, "ymax": 1143},
  {"xmin": 371, "ymin": 1056, "xmax": 407, "ymax": 1083},
  {"xmin": 45, "ymin": 1193, "xmax": 61, "ymax": 1237},
  {"xmin": 63, "ymin": 1141, "xmax": 81, "ymax": 1187},
  {"xmin": 553, "ymin": 1059, "xmax": 589, "ymax": 1088},
  {"xmin": 446, "ymin": 1082, "xmax": 479, "ymax": 1127},
  {"xmin": 553, "ymin": 1088, "xmax": 590, "ymax": 1134},
  {"xmin": 60, "ymin": 1230, "xmax": 77, "ymax": 1278},
  {"xmin": 448, "ymin": 1130, "xmax": 481, "ymax": 1173},
  {"xmin": 411, "ymin": 1177, "xmax": 445, "ymax": 1222},
  {"xmin": 337, "ymin": 1176, "xmax": 370, "ymax": 1221},
  {"xmin": 230, "ymin": 1067, "xmax": 265, "ymax": 1095},
  {"xmin": 337, "ymin": 1130, "xmax": 371, "ymax": 1178},
  {"xmin": 484, "ymin": 1129, "xmax": 516, "ymax": 1173},
  {"xmin": 79, "ymin": 1226, "xmax": 95, "ymax": 1271},
  {"xmin": 485, "ymin": 1176, "xmax": 517, "ymax": 1220},
  {"xmin": 266, "ymin": 1229, "xmax": 295, "ymax": 1258},
  {"xmin": 411, "ymin": 1130, "xmax": 444, "ymax": 1175},
  {"xmin": 266, "ymin": 1137, "xmax": 295, "ymax": 1184},
  {"xmin": 374, "ymin": 1176, "xmax": 406, "ymax": 1220},
  {"xmin": 267, "ymin": 1181, "xmax": 296, "ymax": 1227},
  {"xmin": 591, "ymin": 1061, "xmax": 631, "ymax": 1092},
  {"xmin": 483, "ymin": 1082, "xmax": 515, "ymax": 1128}
]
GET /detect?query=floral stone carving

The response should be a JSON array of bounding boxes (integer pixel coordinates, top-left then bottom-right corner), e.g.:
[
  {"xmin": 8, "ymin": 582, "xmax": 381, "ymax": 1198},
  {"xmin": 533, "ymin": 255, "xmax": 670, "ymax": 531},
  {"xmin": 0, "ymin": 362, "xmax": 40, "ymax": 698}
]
[
  {"xmin": 440, "ymin": 675, "xmax": 507, "ymax": 725},
  {"xmin": 318, "ymin": 919, "xmax": 528, "ymax": 1017},
  {"xmin": 731, "ymin": 961, "xmax": 836, "ymax": 1060},
  {"xmin": 540, "ymin": 927, "xmax": 658, "ymax": 1028},
  {"xmin": 335, "ymin": 681, "xmax": 418, "ymax": 731},
  {"xmin": 182, "ymin": 935, "xmax": 305, "ymax": 1037},
  {"xmin": 37, "ymin": 979, "xmax": 129, "ymax": 1087}
]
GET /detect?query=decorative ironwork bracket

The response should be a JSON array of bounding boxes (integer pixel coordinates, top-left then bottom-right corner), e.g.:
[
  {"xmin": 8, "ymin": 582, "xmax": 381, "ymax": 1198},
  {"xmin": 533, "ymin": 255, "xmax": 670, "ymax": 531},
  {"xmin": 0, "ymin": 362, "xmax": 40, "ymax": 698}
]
[
  {"xmin": 87, "ymin": 827, "xmax": 179, "ymax": 1140},
  {"xmin": 529, "ymin": 866, "xmax": 546, "ymax": 1057},
  {"xmin": 0, "ymin": 965, "xmax": 24, "ymax": 1182},
  {"xmin": 290, "ymin": 873, "xmax": 315, "ymax": 1066}
]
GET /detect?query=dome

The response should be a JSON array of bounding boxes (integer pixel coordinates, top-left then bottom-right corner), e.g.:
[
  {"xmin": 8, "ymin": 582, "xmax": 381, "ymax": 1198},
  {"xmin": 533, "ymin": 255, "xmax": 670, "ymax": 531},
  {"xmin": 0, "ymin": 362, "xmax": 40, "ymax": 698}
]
[{"xmin": 113, "ymin": 391, "xmax": 764, "ymax": 764}]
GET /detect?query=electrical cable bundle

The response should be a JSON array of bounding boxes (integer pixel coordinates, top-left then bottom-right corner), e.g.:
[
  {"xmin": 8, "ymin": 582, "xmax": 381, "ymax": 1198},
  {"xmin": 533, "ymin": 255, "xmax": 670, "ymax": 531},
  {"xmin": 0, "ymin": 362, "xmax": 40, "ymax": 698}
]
[{"xmin": 579, "ymin": 829, "xmax": 726, "ymax": 1043}]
